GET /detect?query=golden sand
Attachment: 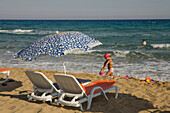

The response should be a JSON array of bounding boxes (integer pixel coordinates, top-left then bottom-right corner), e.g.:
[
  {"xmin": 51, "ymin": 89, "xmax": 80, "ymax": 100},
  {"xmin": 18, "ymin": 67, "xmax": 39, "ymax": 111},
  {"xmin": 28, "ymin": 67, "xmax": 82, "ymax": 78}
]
[{"xmin": 0, "ymin": 67, "xmax": 170, "ymax": 113}]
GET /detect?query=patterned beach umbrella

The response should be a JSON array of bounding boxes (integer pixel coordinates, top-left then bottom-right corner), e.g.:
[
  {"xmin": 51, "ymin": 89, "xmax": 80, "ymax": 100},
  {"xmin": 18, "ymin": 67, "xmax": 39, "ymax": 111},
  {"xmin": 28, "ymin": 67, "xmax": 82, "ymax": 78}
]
[{"xmin": 14, "ymin": 31, "xmax": 102, "ymax": 73}]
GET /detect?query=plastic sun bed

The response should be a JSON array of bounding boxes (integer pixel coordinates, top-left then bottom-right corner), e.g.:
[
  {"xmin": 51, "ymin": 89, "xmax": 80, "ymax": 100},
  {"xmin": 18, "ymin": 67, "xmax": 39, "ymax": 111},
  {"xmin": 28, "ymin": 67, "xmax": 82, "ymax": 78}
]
[
  {"xmin": 25, "ymin": 71, "xmax": 61, "ymax": 104},
  {"xmin": 25, "ymin": 71, "xmax": 91, "ymax": 104},
  {"xmin": 53, "ymin": 74, "xmax": 119, "ymax": 111},
  {"xmin": 0, "ymin": 69, "xmax": 10, "ymax": 84}
]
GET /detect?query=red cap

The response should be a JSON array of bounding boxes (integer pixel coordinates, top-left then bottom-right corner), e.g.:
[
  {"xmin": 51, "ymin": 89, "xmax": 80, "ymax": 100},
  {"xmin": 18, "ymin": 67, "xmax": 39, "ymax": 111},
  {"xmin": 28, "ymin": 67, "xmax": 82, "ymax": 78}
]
[{"xmin": 104, "ymin": 53, "xmax": 111, "ymax": 59}]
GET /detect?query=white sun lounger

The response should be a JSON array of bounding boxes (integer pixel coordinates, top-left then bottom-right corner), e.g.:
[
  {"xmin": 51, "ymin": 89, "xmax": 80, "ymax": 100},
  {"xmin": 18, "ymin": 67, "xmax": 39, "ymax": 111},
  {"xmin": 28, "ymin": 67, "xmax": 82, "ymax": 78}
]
[
  {"xmin": 25, "ymin": 71, "xmax": 61, "ymax": 104},
  {"xmin": 53, "ymin": 74, "xmax": 119, "ymax": 111},
  {"xmin": 0, "ymin": 69, "xmax": 10, "ymax": 84}
]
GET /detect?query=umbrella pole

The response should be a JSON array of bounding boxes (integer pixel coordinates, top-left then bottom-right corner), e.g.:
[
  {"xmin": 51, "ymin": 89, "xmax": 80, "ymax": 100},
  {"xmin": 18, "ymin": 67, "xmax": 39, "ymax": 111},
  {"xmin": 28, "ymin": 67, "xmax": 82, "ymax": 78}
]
[{"xmin": 61, "ymin": 55, "xmax": 66, "ymax": 75}]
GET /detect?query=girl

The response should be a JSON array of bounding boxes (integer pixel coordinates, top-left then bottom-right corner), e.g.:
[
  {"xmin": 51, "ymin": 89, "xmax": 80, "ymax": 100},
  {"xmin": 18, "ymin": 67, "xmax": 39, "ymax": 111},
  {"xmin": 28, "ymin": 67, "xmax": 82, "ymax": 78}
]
[{"xmin": 100, "ymin": 53, "xmax": 114, "ymax": 76}]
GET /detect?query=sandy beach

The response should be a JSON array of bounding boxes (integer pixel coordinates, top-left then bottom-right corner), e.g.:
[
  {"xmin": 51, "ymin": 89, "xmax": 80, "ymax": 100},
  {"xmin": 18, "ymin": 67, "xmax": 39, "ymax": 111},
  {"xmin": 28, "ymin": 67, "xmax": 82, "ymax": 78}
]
[{"xmin": 0, "ymin": 67, "xmax": 169, "ymax": 113}]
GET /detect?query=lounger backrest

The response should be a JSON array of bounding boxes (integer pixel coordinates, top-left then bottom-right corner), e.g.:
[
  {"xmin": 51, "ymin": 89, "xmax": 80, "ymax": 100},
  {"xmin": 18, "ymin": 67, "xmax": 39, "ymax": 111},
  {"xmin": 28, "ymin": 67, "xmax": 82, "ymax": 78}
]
[
  {"xmin": 54, "ymin": 74, "xmax": 85, "ymax": 94},
  {"xmin": 25, "ymin": 71, "xmax": 52, "ymax": 89}
]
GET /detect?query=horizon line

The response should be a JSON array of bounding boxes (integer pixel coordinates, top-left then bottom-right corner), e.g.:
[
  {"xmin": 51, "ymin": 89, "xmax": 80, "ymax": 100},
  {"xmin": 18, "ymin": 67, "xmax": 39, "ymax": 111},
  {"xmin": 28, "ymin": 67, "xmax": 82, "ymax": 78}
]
[{"xmin": 0, "ymin": 18, "xmax": 170, "ymax": 21}]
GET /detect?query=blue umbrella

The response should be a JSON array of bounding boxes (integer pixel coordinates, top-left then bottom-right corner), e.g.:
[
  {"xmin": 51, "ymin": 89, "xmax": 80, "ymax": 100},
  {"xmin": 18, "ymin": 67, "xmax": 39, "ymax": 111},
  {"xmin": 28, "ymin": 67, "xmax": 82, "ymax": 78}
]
[{"xmin": 14, "ymin": 31, "xmax": 102, "ymax": 74}]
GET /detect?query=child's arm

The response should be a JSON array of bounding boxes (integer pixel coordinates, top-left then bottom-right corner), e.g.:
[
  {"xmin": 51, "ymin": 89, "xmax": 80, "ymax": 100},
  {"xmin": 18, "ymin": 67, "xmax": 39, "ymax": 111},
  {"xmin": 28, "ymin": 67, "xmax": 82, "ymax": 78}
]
[{"xmin": 101, "ymin": 60, "xmax": 110, "ymax": 71}]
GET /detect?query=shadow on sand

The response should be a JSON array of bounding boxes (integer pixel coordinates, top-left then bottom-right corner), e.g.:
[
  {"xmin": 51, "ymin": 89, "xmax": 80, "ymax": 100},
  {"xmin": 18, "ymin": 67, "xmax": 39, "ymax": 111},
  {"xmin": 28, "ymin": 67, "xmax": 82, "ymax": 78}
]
[
  {"xmin": 0, "ymin": 78, "xmax": 22, "ymax": 92},
  {"xmin": 58, "ymin": 93, "xmax": 157, "ymax": 113},
  {"xmin": 0, "ymin": 91, "xmax": 168, "ymax": 113}
]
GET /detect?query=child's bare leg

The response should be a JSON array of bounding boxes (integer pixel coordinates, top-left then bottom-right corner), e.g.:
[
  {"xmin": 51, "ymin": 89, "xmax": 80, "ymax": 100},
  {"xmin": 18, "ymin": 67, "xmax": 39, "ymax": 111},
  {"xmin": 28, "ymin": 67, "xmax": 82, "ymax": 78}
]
[{"xmin": 106, "ymin": 71, "xmax": 113, "ymax": 76}]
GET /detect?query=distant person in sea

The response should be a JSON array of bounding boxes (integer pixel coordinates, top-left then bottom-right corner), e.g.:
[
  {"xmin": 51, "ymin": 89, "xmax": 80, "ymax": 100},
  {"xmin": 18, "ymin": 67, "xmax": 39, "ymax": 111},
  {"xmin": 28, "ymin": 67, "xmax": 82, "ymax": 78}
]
[
  {"xmin": 113, "ymin": 42, "xmax": 118, "ymax": 46},
  {"xmin": 14, "ymin": 40, "xmax": 18, "ymax": 42},
  {"xmin": 100, "ymin": 53, "xmax": 114, "ymax": 77},
  {"xmin": 141, "ymin": 39, "xmax": 146, "ymax": 45}
]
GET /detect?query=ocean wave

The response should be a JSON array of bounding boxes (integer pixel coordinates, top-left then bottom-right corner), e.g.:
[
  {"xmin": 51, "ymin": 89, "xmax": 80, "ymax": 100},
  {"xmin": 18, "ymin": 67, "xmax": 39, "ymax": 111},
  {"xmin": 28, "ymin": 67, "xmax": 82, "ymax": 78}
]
[
  {"xmin": 67, "ymin": 49, "xmax": 103, "ymax": 55},
  {"xmin": 151, "ymin": 44, "xmax": 170, "ymax": 48},
  {"xmin": 112, "ymin": 50, "xmax": 130, "ymax": 57},
  {"xmin": 0, "ymin": 29, "xmax": 33, "ymax": 34},
  {"xmin": 0, "ymin": 29, "xmax": 56, "ymax": 35},
  {"xmin": 13, "ymin": 29, "xmax": 33, "ymax": 33},
  {"xmin": 112, "ymin": 50, "xmax": 152, "ymax": 60},
  {"xmin": 0, "ymin": 46, "xmax": 15, "ymax": 49},
  {"xmin": 80, "ymin": 49, "xmax": 147, "ymax": 58}
]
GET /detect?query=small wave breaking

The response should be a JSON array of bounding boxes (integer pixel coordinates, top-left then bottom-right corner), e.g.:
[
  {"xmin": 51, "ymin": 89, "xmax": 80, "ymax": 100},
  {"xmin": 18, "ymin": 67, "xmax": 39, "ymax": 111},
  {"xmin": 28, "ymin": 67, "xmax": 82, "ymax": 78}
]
[
  {"xmin": 0, "ymin": 29, "xmax": 33, "ymax": 34},
  {"xmin": 151, "ymin": 44, "xmax": 170, "ymax": 48},
  {"xmin": 113, "ymin": 50, "xmax": 130, "ymax": 57},
  {"xmin": 0, "ymin": 29, "xmax": 56, "ymax": 35}
]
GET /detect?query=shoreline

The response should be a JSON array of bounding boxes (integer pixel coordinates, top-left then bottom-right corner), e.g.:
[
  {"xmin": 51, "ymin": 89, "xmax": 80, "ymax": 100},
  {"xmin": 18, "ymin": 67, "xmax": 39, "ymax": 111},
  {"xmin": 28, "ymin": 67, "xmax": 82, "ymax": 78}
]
[{"xmin": 0, "ymin": 67, "xmax": 170, "ymax": 113}]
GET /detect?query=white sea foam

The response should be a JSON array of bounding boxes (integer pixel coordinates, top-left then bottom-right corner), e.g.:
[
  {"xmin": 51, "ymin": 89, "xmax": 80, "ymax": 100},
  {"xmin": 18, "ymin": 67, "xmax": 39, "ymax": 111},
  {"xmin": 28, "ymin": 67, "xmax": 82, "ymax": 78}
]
[
  {"xmin": 143, "ymin": 34, "xmax": 152, "ymax": 36},
  {"xmin": 13, "ymin": 29, "xmax": 33, "ymax": 33},
  {"xmin": 0, "ymin": 29, "xmax": 33, "ymax": 34},
  {"xmin": 112, "ymin": 50, "xmax": 130, "ymax": 57},
  {"xmin": 64, "ymin": 49, "xmax": 97, "ymax": 55},
  {"xmin": 0, "ymin": 30, "xmax": 9, "ymax": 33},
  {"xmin": 151, "ymin": 44, "xmax": 170, "ymax": 48},
  {"xmin": 0, "ymin": 29, "xmax": 57, "ymax": 35}
]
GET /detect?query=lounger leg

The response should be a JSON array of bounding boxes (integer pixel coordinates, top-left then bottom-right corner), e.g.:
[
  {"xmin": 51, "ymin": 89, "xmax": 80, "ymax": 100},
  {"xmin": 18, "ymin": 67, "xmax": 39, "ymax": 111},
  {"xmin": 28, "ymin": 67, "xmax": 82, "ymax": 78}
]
[
  {"xmin": 28, "ymin": 93, "xmax": 33, "ymax": 101},
  {"xmin": 0, "ymin": 71, "xmax": 10, "ymax": 84},
  {"xmin": 87, "ymin": 86, "xmax": 108, "ymax": 110},
  {"xmin": 50, "ymin": 100, "xmax": 53, "ymax": 105},
  {"xmin": 28, "ymin": 88, "xmax": 37, "ymax": 101},
  {"xmin": 54, "ymin": 93, "xmax": 65, "ymax": 106},
  {"xmin": 114, "ymin": 86, "xmax": 119, "ymax": 99},
  {"xmin": 80, "ymin": 104, "xmax": 85, "ymax": 112},
  {"xmin": 5, "ymin": 71, "xmax": 9, "ymax": 82}
]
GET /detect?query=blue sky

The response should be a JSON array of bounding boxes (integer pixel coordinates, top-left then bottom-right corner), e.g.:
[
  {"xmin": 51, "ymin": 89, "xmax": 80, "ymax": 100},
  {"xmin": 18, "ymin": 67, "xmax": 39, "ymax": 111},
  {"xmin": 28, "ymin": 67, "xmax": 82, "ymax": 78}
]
[{"xmin": 1, "ymin": 0, "xmax": 170, "ymax": 19}]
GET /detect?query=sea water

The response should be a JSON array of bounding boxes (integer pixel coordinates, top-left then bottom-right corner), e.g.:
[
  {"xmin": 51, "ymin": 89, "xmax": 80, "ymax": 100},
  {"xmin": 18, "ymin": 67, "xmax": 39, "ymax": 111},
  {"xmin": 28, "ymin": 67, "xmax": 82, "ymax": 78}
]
[{"xmin": 0, "ymin": 20, "xmax": 170, "ymax": 82}]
